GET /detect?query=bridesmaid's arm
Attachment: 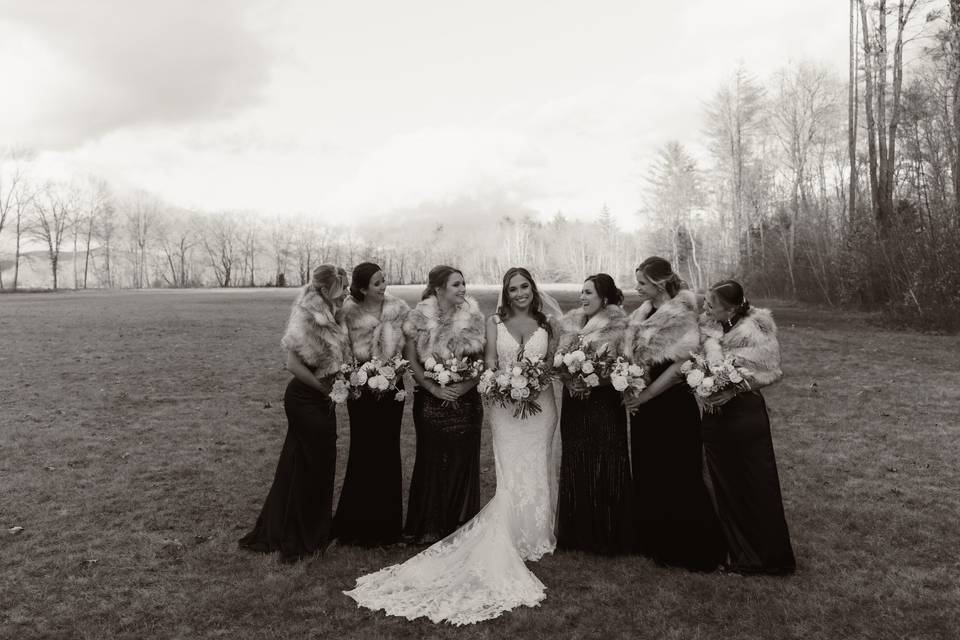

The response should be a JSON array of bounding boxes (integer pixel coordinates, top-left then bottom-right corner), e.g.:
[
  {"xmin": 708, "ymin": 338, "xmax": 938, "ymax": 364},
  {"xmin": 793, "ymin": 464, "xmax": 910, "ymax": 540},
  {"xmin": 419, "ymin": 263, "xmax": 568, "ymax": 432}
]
[
  {"xmin": 484, "ymin": 315, "xmax": 499, "ymax": 371},
  {"xmin": 624, "ymin": 360, "xmax": 685, "ymax": 411},
  {"xmin": 405, "ymin": 337, "xmax": 459, "ymax": 402},
  {"xmin": 285, "ymin": 350, "xmax": 330, "ymax": 394}
]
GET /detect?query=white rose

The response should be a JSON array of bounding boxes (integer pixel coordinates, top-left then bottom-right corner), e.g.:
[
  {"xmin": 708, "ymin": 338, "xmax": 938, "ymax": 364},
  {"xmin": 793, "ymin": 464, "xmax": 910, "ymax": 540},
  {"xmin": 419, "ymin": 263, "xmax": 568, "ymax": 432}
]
[
  {"xmin": 680, "ymin": 360, "xmax": 693, "ymax": 374},
  {"xmin": 424, "ymin": 357, "xmax": 437, "ymax": 370},
  {"xmin": 510, "ymin": 388, "xmax": 523, "ymax": 400},
  {"xmin": 394, "ymin": 390, "xmax": 407, "ymax": 402},
  {"xmin": 520, "ymin": 387, "xmax": 530, "ymax": 398},
  {"xmin": 628, "ymin": 364, "xmax": 644, "ymax": 378},
  {"xmin": 496, "ymin": 373, "xmax": 511, "ymax": 388},
  {"xmin": 728, "ymin": 370, "xmax": 743, "ymax": 384},
  {"xmin": 437, "ymin": 370, "xmax": 452, "ymax": 386},
  {"xmin": 696, "ymin": 384, "xmax": 714, "ymax": 397},
  {"xmin": 686, "ymin": 369, "xmax": 705, "ymax": 387},
  {"xmin": 553, "ymin": 352, "xmax": 564, "ymax": 368},
  {"xmin": 433, "ymin": 364, "xmax": 444, "ymax": 373},
  {"xmin": 584, "ymin": 373, "xmax": 600, "ymax": 387},
  {"xmin": 512, "ymin": 366, "xmax": 523, "ymax": 377},
  {"xmin": 510, "ymin": 375, "xmax": 528, "ymax": 389},
  {"xmin": 580, "ymin": 361, "xmax": 595, "ymax": 375},
  {"xmin": 701, "ymin": 376, "xmax": 715, "ymax": 390},
  {"xmin": 612, "ymin": 375, "xmax": 629, "ymax": 391},
  {"xmin": 379, "ymin": 366, "xmax": 396, "ymax": 380},
  {"xmin": 572, "ymin": 350, "xmax": 586, "ymax": 363}
]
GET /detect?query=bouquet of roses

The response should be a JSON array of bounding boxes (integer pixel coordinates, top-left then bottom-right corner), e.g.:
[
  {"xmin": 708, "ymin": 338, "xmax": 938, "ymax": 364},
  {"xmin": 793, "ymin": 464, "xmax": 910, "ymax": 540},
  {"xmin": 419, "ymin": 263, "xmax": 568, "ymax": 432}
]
[
  {"xmin": 609, "ymin": 357, "xmax": 647, "ymax": 395},
  {"xmin": 552, "ymin": 337, "xmax": 618, "ymax": 399},
  {"xmin": 423, "ymin": 355, "xmax": 485, "ymax": 391},
  {"xmin": 342, "ymin": 354, "xmax": 410, "ymax": 402},
  {"xmin": 680, "ymin": 351, "xmax": 751, "ymax": 412},
  {"xmin": 478, "ymin": 351, "xmax": 554, "ymax": 419},
  {"xmin": 329, "ymin": 372, "xmax": 351, "ymax": 405}
]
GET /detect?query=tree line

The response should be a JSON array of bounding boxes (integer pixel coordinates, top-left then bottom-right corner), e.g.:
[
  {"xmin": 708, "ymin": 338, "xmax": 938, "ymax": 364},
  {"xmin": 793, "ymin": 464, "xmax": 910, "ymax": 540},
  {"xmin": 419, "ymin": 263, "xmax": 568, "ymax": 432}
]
[{"xmin": 1, "ymin": 0, "xmax": 957, "ymax": 330}]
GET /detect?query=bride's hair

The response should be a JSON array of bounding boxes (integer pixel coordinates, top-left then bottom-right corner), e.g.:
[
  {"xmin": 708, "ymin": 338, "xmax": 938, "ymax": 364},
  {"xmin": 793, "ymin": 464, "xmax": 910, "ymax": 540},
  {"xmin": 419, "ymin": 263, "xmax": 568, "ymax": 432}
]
[
  {"xmin": 497, "ymin": 267, "xmax": 551, "ymax": 337},
  {"xmin": 421, "ymin": 265, "xmax": 465, "ymax": 300}
]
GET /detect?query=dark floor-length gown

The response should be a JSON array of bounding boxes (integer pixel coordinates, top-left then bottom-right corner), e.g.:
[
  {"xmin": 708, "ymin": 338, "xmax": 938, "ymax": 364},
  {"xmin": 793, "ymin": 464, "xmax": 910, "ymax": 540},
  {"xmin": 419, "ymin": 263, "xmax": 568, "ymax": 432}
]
[
  {"xmin": 333, "ymin": 381, "xmax": 405, "ymax": 546},
  {"xmin": 401, "ymin": 387, "xmax": 483, "ymax": 545},
  {"xmin": 557, "ymin": 384, "xmax": 634, "ymax": 554},
  {"xmin": 239, "ymin": 376, "xmax": 337, "ymax": 562},
  {"xmin": 702, "ymin": 390, "xmax": 796, "ymax": 574},
  {"xmin": 631, "ymin": 361, "xmax": 726, "ymax": 571}
]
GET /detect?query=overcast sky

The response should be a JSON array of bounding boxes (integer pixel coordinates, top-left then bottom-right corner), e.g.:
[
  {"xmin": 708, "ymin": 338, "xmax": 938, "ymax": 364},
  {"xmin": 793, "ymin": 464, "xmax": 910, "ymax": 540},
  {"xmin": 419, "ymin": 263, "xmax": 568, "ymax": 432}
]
[{"xmin": 0, "ymin": 1, "xmax": 849, "ymax": 228}]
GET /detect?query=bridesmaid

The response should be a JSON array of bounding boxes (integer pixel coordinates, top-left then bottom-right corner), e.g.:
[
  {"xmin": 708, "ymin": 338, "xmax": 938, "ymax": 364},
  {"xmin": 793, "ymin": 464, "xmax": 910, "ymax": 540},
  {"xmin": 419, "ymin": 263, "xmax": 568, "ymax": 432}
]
[
  {"xmin": 401, "ymin": 265, "xmax": 486, "ymax": 545},
  {"xmin": 333, "ymin": 262, "xmax": 411, "ymax": 546},
  {"xmin": 556, "ymin": 274, "xmax": 634, "ymax": 555},
  {"xmin": 239, "ymin": 265, "xmax": 350, "ymax": 563},
  {"xmin": 698, "ymin": 280, "xmax": 796, "ymax": 575},
  {"xmin": 624, "ymin": 257, "xmax": 725, "ymax": 571}
]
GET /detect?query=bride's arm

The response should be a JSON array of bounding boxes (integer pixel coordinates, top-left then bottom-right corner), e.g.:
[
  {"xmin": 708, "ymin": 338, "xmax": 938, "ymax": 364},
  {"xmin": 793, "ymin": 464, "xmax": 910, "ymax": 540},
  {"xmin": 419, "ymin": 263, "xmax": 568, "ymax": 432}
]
[{"xmin": 484, "ymin": 315, "xmax": 499, "ymax": 371}]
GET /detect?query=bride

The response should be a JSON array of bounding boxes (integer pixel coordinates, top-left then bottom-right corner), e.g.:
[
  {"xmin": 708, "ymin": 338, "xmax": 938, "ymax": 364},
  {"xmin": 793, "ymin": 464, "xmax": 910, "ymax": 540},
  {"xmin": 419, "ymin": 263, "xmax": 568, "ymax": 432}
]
[{"xmin": 344, "ymin": 267, "xmax": 562, "ymax": 625}]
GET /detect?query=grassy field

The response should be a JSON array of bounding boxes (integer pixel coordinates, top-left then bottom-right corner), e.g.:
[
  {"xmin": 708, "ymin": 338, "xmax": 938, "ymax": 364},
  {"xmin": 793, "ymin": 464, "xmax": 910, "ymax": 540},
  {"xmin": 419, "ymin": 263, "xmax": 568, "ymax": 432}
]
[{"xmin": 1, "ymin": 286, "xmax": 958, "ymax": 640}]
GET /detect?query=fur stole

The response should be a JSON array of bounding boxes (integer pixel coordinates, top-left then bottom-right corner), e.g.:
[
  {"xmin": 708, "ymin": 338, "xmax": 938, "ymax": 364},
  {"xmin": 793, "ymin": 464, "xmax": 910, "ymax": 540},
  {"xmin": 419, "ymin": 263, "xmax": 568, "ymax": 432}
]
[
  {"xmin": 403, "ymin": 295, "xmax": 486, "ymax": 361},
  {"xmin": 280, "ymin": 285, "xmax": 350, "ymax": 377},
  {"xmin": 341, "ymin": 293, "xmax": 410, "ymax": 362},
  {"xmin": 556, "ymin": 304, "xmax": 629, "ymax": 357},
  {"xmin": 699, "ymin": 307, "xmax": 782, "ymax": 388},
  {"xmin": 624, "ymin": 289, "xmax": 701, "ymax": 366}
]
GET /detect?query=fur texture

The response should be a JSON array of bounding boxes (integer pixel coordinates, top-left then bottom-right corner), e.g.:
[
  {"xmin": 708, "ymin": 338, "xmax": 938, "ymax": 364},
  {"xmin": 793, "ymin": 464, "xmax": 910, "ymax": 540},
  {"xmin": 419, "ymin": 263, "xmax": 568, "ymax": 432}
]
[
  {"xmin": 624, "ymin": 289, "xmax": 701, "ymax": 366},
  {"xmin": 403, "ymin": 295, "xmax": 486, "ymax": 361},
  {"xmin": 556, "ymin": 303, "xmax": 629, "ymax": 356},
  {"xmin": 341, "ymin": 293, "xmax": 410, "ymax": 362},
  {"xmin": 280, "ymin": 285, "xmax": 351, "ymax": 376},
  {"xmin": 700, "ymin": 307, "xmax": 782, "ymax": 388}
]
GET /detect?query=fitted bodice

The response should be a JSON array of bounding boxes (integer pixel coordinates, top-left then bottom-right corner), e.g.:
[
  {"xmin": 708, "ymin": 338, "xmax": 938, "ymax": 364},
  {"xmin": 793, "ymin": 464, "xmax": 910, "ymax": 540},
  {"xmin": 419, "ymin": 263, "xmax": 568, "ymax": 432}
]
[{"xmin": 497, "ymin": 322, "xmax": 548, "ymax": 366}]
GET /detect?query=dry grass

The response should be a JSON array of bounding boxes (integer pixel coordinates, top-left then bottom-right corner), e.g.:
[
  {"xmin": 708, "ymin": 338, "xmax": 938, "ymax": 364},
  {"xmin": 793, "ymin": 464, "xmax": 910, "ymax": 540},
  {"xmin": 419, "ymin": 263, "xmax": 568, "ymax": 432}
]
[{"xmin": 1, "ymin": 288, "xmax": 958, "ymax": 639}]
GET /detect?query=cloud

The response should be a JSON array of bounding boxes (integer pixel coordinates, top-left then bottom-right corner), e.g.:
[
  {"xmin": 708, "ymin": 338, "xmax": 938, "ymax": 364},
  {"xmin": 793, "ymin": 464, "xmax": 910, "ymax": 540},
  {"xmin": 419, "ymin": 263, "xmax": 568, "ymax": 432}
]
[{"xmin": 0, "ymin": 0, "xmax": 274, "ymax": 148}]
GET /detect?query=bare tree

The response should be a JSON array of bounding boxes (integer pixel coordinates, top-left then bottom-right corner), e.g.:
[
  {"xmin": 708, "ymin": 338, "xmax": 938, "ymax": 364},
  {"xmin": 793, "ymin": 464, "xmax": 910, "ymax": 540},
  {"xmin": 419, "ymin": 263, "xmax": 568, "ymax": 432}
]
[
  {"xmin": 122, "ymin": 190, "xmax": 161, "ymax": 288},
  {"xmin": 704, "ymin": 65, "xmax": 767, "ymax": 268},
  {"xmin": 768, "ymin": 63, "xmax": 841, "ymax": 296},
  {"xmin": 858, "ymin": 0, "xmax": 921, "ymax": 235},
  {"xmin": 0, "ymin": 150, "xmax": 32, "ymax": 289},
  {"xmin": 30, "ymin": 181, "xmax": 78, "ymax": 290},
  {"xmin": 201, "ymin": 212, "xmax": 241, "ymax": 287},
  {"xmin": 156, "ymin": 207, "xmax": 199, "ymax": 287}
]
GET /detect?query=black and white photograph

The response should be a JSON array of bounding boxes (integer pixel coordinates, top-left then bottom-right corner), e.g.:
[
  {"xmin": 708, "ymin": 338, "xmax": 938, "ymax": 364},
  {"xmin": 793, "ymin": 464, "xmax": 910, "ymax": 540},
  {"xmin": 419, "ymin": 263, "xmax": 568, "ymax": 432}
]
[{"xmin": 2, "ymin": 1, "xmax": 959, "ymax": 638}]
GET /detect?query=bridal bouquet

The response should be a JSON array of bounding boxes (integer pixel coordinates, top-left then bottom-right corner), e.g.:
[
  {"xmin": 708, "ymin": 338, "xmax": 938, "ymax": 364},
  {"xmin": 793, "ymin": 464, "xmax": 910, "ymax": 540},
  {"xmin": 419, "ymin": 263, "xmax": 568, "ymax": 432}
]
[
  {"xmin": 478, "ymin": 353, "xmax": 553, "ymax": 419},
  {"xmin": 680, "ymin": 352, "xmax": 751, "ymax": 412},
  {"xmin": 552, "ymin": 338, "xmax": 617, "ymax": 398},
  {"xmin": 609, "ymin": 357, "xmax": 647, "ymax": 395},
  {"xmin": 342, "ymin": 355, "xmax": 410, "ymax": 402}
]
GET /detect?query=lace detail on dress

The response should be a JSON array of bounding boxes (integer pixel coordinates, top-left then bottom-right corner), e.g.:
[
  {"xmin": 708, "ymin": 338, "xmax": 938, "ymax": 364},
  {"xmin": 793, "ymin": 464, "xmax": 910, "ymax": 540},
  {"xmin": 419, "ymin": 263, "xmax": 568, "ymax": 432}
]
[{"xmin": 344, "ymin": 323, "xmax": 559, "ymax": 625}]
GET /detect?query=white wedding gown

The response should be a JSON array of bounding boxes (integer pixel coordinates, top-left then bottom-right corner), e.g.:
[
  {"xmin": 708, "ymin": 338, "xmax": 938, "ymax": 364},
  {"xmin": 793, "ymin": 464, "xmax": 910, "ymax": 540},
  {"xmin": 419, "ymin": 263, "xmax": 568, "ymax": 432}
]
[{"xmin": 344, "ymin": 323, "xmax": 559, "ymax": 625}]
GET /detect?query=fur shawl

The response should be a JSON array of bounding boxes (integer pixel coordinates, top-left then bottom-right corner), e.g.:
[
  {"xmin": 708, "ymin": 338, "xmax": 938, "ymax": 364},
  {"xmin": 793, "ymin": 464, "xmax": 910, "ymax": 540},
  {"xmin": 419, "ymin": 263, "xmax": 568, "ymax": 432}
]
[
  {"xmin": 699, "ymin": 307, "xmax": 782, "ymax": 389},
  {"xmin": 280, "ymin": 285, "xmax": 351, "ymax": 377},
  {"xmin": 403, "ymin": 295, "xmax": 486, "ymax": 361},
  {"xmin": 556, "ymin": 304, "xmax": 629, "ymax": 357},
  {"xmin": 341, "ymin": 293, "xmax": 410, "ymax": 362},
  {"xmin": 624, "ymin": 289, "xmax": 701, "ymax": 366}
]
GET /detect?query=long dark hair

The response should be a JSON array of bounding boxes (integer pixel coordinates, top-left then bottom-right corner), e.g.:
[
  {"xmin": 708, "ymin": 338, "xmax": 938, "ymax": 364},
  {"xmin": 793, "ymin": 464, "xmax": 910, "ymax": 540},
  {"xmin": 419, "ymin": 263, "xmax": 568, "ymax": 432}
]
[
  {"xmin": 637, "ymin": 256, "xmax": 685, "ymax": 297},
  {"xmin": 496, "ymin": 267, "xmax": 551, "ymax": 337},
  {"xmin": 421, "ymin": 265, "xmax": 465, "ymax": 300},
  {"xmin": 709, "ymin": 279, "xmax": 751, "ymax": 326},
  {"xmin": 350, "ymin": 262, "xmax": 381, "ymax": 301},
  {"xmin": 585, "ymin": 273, "xmax": 623, "ymax": 307}
]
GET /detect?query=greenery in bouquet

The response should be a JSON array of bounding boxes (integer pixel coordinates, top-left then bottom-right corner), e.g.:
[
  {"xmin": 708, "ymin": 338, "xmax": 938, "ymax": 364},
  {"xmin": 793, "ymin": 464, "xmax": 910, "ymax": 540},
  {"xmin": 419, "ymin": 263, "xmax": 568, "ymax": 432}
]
[
  {"xmin": 680, "ymin": 351, "xmax": 751, "ymax": 412},
  {"xmin": 478, "ymin": 351, "xmax": 554, "ymax": 419},
  {"xmin": 552, "ymin": 337, "xmax": 617, "ymax": 399}
]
